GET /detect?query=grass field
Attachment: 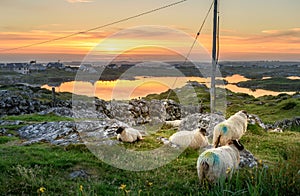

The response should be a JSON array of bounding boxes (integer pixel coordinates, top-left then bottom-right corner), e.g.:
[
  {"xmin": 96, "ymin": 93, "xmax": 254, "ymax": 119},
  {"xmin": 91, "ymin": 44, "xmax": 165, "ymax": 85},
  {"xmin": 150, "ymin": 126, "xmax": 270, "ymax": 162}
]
[
  {"xmin": 0, "ymin": 123, "xmax": 299, "ymax": 195},
  {"xmin": 0, "ymin": 85, "xmax": 300, "ymax": 195}
]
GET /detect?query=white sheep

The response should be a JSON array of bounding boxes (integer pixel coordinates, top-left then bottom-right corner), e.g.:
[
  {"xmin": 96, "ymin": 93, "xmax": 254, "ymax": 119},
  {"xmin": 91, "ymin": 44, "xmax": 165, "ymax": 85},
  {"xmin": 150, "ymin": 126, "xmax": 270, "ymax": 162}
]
[
  {"xmin": 164, "ymin": 120, "xmax": 181, "ymax": 128},
  {"xmin": 213, "ymin": 110, "xmax": 248, "ymax": 148},
  {"xmin": 269, "ymin": 127, "xmax": 283, "ymax": 133},
  {"xmin": 116, "ymin": 127, "xmax": 143, "ymax": 143},
  {"xmin": 169, "ymin": 128, "xmax": 209, "ymax": 149},
  {"xmin": 197, "ymin": 139, "xmax": 244, "ymax": 183}
]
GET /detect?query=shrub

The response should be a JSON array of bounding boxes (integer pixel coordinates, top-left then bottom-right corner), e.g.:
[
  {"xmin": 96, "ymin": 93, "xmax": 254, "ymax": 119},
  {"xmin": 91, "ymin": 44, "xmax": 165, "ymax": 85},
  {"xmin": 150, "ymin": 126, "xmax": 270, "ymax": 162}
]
[{"xmin": 281, "ymin": 101, "xmax": 297, "ymax": 110}]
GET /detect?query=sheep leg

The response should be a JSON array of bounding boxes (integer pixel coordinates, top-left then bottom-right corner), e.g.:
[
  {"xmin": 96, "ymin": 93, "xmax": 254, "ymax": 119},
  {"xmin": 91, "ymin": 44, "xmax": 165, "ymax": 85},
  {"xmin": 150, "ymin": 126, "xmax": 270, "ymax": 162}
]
[{"xmin": 214, "ymin": 135, "xmax": 221, "ymax": 148}]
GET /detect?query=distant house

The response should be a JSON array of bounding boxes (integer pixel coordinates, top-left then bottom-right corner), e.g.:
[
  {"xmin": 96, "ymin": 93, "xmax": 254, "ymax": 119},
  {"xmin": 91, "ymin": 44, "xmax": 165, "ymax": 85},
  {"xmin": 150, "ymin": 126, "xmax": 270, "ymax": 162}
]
[
  {"xmin": 29, "ymin": 63, "xmax": 46, "ymax": 71},
  {"xmin": 47, "ymin": 62, "xmax": 65, "ymax": 69},
  {"xmin": 10, "ymin": 63, "xmax": 30, "ymax": 74},
  {"xmin": 79, "ymin": 64, "xmax": 97, "ymax": 73},
  {"xmin": 107, "ymin": 64, "xmax": 119, "ymax": 69},
  {"xmin": 0, "ymin": 63, "xmax": 5, "ymax": 68}
]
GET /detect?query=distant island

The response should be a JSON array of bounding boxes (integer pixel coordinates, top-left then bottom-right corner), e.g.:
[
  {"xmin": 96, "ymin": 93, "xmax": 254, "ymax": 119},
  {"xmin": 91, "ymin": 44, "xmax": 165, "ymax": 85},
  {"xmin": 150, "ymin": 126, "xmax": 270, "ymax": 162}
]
[{"xmin": 0, "ymin": 61, "xmax": 299, "ymax": 94}]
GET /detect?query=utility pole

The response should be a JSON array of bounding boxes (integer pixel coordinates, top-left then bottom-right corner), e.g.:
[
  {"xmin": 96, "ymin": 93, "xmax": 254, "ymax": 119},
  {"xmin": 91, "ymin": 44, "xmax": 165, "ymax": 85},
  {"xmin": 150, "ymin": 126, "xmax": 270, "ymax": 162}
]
[{"xmin": 211, "ymin": 0, "xmax": 219, "ymax": 113}]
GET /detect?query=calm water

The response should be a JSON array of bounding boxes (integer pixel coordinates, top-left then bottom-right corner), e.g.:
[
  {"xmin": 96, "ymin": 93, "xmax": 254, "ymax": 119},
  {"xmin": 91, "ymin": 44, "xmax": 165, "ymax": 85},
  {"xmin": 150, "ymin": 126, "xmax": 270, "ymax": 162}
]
[{"xmin": 42, "ymin": 74, "xmax": 296, "ymax": 100}]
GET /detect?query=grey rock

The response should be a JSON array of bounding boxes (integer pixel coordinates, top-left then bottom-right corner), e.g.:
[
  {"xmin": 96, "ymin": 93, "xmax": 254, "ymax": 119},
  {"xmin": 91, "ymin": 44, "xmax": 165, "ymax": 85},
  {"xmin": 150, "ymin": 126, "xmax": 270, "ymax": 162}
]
[
  {"xmin": 0, "ymin": 120, "xmax": 24, "ymax": 126},
  {"xmin": 273, "ymin": 117, "xmax": 300, "ymax": 130},
  {"xmin": 239, "ymin": 148, "xmax": 258, "ymax": 168},
  {"xmin": 18, "ymin": 121, "xmax": 79, "ymax": 146},
  {"xmin": 179, "ymin": 113, "xmax": 225, "ymax": 138},
  {"xmin": 248, "ymin": 114, "xmax": 267, "ymax": 130},
  {"xmin": 0, "ymin": 128, "xmax": 7, "ymax": 135},
  {"xmin": 69, "ymin": 170, "xmax": 89, "ymax": 179}
]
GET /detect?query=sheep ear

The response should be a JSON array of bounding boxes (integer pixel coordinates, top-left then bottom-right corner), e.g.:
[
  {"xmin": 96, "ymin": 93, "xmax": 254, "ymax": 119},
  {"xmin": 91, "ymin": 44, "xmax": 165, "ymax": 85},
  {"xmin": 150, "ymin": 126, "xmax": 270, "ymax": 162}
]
[{"xmin": 232, "ymin": 140, "xmax": 244, "ymax": 151}]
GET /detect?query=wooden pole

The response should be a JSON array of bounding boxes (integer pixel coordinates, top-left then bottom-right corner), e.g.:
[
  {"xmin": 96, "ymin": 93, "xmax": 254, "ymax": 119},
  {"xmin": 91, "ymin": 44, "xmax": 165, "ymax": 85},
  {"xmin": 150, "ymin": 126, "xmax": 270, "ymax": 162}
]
[
  {"xmin": 211, "ymin": 0, "xmax": 219, "ymax": 113},
  {"xmin": 52, "ymin": 87, "xmax": 56, "ymax": 107}
]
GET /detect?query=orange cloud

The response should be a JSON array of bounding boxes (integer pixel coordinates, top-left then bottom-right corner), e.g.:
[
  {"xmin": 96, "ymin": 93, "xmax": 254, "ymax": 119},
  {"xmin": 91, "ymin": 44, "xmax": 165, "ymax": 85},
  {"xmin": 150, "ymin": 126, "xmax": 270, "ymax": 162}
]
[
  {"xmin": 1, "ymin": 27, "xmax": 299, "ymax": 61},
  {"xmin": 215, "ymin": 28, "xmax": 300, "ymax": 60}
]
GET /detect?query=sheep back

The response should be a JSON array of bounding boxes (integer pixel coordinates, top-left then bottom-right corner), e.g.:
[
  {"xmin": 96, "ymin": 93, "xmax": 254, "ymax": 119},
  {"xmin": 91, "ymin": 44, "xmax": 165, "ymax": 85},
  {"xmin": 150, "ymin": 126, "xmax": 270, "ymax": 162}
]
[
  {"xmin": 213, "ymin": 111, "xmax": 247, "ymax": 147},
  {"xmin": 197, "ymin": 145, "xmax": 240, "ymax": 183}
]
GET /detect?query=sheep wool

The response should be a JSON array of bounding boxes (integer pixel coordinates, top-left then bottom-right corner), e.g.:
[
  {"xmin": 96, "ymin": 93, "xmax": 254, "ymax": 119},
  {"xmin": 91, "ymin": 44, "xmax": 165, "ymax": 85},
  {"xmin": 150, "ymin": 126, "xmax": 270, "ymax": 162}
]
[
  {"xmin": 169, "ymin": 128, "xmax": 209, "ymax": 149},
  {"xmin": 197, "ymin": 141, "xmax": 242, "ymax": 183},
  {"xmin": 116, "ymin": 127, "xmax": 143, "ymax": 143},
  {"xmin": 213, "ymin": 110, "xmax": 248, "ymax": 148}
]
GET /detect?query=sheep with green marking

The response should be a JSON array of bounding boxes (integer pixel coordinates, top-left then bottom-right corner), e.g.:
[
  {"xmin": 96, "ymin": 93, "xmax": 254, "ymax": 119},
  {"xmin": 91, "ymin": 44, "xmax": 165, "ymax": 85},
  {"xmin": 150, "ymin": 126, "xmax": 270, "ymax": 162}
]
[
  {"xmin": 197, "ymin": 140, "xmax": 244, "ymax": 183},
  {"xmin": 212, "ymin": 110, "xmax": 248, "ymax": 148}
]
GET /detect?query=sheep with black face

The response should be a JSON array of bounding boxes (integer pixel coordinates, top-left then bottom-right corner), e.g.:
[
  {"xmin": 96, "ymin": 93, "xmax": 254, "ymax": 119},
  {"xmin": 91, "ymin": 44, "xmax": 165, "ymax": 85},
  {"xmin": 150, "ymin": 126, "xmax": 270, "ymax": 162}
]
[{"xmin": 116, "ymin": 127, "xmax": 143, "ymax": 143}]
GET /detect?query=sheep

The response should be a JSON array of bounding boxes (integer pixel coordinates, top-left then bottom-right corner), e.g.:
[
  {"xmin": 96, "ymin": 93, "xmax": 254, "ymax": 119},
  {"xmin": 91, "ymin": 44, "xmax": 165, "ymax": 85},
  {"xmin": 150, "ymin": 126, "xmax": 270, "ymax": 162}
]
[
  {"xmin": 269, "ymin": 127, "xmax": 283, "ymax": 133},
  {"xmin": 213, "ymin": 110, "xmax": 248, "ymax": 148},
  {"xmin": 164, "ymin": 120, "xmax": 181, "ymax": 128},
  {"xmin": 197, "ymin": 139, "xmax": 244, "ymax": 183},
  {"xmin": 116, "ymin": 127, "xmax": 143, "ymax": 143},
  {"xmin": 169, "ymin": 128, "xmax": 209, "ymax": 149}
]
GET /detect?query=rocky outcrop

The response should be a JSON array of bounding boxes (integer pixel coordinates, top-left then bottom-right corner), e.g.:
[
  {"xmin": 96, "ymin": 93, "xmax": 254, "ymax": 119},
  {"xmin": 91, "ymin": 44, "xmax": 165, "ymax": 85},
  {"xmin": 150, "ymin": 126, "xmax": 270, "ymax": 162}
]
[
  {"xmin": 0, "ymin": 120, "xmax": 24, "ymax": 136},
  {"xmin": 0, "ymin": 120, "xmax": 24, "ymax": 126},
  {"xmin": 38, "ymin": 107, "xmax": 74, "ymax": 118},
  {"xmin": 248, "ymin": 114, "xmax": 267, "ymax": 130},
  {"xmin": 0, "ymin": 92, "xmax": 48, "ymax": 116},
  {"xmin": 109, "ymin": 99, "xmax": 185, "ymax": 126},
  {"xmin": 16, "ymin": 119, "xmax": 145, "ymax": 146},
  {"xmin": 0, "ymin": 86, "xmax": 70, "ymax": 117},
  {"xmin": 179, "ymin": 113, "xmax": 225, "ymax": 138},
  {"xmin": 163, "ymin": 99, "xmax": 181, "ymax": 121},
  {"xmin": 274, "ymin": 117, "xmax": 300, "ymax": 130},
  {"xmin": 18, "ymin": 121, "xmax": 80, "ymax": 146},
  {"xmin": 1, "ymin": 84, "xmax": 199, "ymax": 128},
  {"xmin": 248, "ymin": 113, "xmax": 300, "ymax": 131},
  {"xmin": 39, "ymin": 106, "xmax": 108, "ymax": 119}
]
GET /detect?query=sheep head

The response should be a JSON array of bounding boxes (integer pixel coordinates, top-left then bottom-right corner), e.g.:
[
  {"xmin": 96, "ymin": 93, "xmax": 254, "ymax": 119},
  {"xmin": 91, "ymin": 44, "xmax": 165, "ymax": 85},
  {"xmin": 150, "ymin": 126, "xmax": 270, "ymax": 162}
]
[
  {"xmin": 231, "ymin": 139, "xmax": 244, "ymax": 151},
  {"xmin": 116, "ymin": 127, "xmax": 125, "ymax": 134},
  {"xmin": 199, "ymin": 127, "xmax": 208, "ymax": 136},
  {"xmin": 240, "ymin": 110, "xmax": 249, "ymax": 118}
]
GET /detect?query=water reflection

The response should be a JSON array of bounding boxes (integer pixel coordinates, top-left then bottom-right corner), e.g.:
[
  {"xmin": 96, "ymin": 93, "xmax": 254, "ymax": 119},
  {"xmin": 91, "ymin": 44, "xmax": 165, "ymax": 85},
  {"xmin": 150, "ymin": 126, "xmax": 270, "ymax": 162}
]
[
  {"xmin": 41, "ymin": 75, "xmax": 296, "ymax": 100},
  {"xmin": 288, "ymin": 76, "xmax": 300, "ymax": 80}
]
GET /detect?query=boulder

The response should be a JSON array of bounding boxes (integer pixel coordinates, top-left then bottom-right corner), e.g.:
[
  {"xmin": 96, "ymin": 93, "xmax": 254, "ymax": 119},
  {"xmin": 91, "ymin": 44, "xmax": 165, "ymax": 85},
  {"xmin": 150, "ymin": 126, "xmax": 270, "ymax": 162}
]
[
  {"xmin": 179, "ymin": 113, "xmax": 225, "ymax": 138},
  {"xmin": 239, "ymin": 148, "xmax": 258, "ymax": 168},
  {"xmin": 18, "ymin": 121, "xmax": 80, "ymax": 146},
  {"xmin": 16, "ymin": 119, "xmax": 138, "ymax": 146}
]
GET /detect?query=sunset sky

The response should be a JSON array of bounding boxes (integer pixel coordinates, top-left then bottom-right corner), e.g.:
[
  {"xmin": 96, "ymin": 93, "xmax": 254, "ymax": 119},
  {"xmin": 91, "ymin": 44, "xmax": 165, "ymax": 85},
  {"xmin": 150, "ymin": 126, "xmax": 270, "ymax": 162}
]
[{"xmin": 0, "ymin": 0, "xmax": 299, "ymax": 62}]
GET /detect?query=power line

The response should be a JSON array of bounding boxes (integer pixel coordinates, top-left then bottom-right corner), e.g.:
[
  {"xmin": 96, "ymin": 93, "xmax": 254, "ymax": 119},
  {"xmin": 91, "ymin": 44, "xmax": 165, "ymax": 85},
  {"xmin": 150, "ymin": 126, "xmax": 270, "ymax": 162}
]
[
  {"xmin": 0, "ymin": 0, "xmax": 188, "ymax": 53},
  {"xmin": 166, "ymin": 0, "xmax": 214, "ymax": 100},
  {"xmin": 183, "ymin": 0, "xmax": 214, "ymax": 66}
]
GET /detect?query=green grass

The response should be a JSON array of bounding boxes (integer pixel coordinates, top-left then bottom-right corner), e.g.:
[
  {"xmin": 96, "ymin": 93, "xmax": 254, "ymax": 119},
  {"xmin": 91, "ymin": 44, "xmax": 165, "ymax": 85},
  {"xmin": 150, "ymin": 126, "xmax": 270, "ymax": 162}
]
[
  {"xmin": 237, "ymin": 77, "xmax": 300, "ymax": 92},
  {"xmin": 0, "ymin": 136, "xmax": 18, "ymax": 144},
  {"xmin": 1, "ymin": 113, "xmax": 73, "ymax": 122},
  {"xmin": 0, "ymin": 127, "xmax": 299, "ymax": 195}
]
